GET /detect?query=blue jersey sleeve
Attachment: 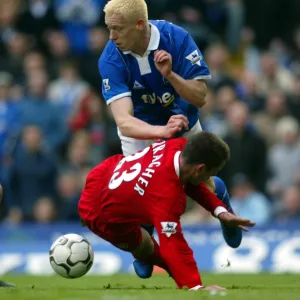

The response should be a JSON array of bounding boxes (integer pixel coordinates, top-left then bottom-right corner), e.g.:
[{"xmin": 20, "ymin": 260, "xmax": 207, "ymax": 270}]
[
  {"xmin": 98, "ymin": 54, "xmax": 131, "ymax": 105},
  {"xmin": 174, "ymin": 33, "xmax": 211, "ymax": 81}
]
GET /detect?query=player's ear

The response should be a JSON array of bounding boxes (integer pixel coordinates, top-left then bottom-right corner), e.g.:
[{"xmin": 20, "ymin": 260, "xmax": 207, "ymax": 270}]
[
  {"xmin": 196, "ymin": 164, "xmax": 205, "ymax": 175},
  {"xmin": 136, "ymin": 19, "xmax": 145, "ymax": 30}
]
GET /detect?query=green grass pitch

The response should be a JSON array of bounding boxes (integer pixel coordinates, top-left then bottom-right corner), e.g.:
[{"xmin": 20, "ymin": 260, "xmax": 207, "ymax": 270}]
[{"xmin": 0, "ymin": 273, "xmax": 299, "ymax": 300}]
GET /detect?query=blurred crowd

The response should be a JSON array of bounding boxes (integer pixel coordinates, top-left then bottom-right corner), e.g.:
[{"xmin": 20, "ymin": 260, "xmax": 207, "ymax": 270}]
[{"xmin": 0, "ymin": 0, "xmax": 300, "ymax": 225}]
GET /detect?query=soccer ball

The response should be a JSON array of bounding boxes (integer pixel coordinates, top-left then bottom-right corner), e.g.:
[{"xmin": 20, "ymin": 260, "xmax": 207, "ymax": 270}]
[{"xmin": 49, "ymin": 233, "xmax": 94, "ymax": 279}]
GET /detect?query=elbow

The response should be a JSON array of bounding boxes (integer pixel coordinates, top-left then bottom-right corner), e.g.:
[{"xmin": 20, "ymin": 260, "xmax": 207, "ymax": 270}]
[
  {"xmin": 117, "ymin": 121, "xmax": 128, "ymax": 137},
  {"xmin": 116, "ymin": 114, "xmax": 139, "ymax": 138},
  {"xmin": 196, "ymin": 96, "xmax": 207, "ymax": 108},
  {"xmin": 193, "ymin": 94, "xmax": 207, "ymax": 108},
  {"xmin": 195, "ymin": 81, "xmax": 208, "ymax": 108},
  {"xmin": 117, "ymin": 117, "xmax": 132, "ymax": 138}
]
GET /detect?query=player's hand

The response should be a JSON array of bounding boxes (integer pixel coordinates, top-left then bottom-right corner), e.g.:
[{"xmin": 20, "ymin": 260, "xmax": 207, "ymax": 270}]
[
  {"xmin": 218, "ymin": 212, "xmax": 256, "ymax": 232},
  {"xmin": 202, "ymin": 285, "xmax": 226, "ymax": 291},
  {"xmin": 161, "ymin": 115, "xmax": 189, "ymax": 139},
  {"xmin": 154, "ymin": 50, "xmax": 172, "ymax": 78}
]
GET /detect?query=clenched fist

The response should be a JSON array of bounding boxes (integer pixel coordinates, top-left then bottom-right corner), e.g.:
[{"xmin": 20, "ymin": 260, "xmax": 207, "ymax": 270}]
[
  {"xmin": 154, "ymin": 50, "xmax": 173, "ymax": 79},
  {"xmin": 160, "ymin": 114, "xmax": 189, "ymax": 139}
]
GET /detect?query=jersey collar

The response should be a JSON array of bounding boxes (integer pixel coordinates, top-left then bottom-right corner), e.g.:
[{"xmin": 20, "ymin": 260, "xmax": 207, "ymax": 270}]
[{"xmin": 122, "ymin": 23, "xmax": 160, "ymax": 56}]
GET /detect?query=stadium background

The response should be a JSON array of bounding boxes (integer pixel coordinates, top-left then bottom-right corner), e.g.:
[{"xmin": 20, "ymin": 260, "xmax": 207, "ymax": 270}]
[{"xmin": 0, "ymin": 0, "xmax": 300, "ymax": 275}]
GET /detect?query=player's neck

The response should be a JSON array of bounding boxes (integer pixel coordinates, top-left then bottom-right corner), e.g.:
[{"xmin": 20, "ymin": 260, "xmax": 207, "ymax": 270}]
[
  {"xmin": 179, "ymin": 156, "xmax": 191, "ymax": 185},
  {"xmin": 131, "ymin": 23, "xmax": 151, "ymax": 56}
]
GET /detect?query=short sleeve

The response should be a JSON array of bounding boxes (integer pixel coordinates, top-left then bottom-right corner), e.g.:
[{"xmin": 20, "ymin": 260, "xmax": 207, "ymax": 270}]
[
  {"xmin": 174, "ymin": 33, "xmax": 211, "ymax": 81},
  {"xmin": 98, "ymin": 57, "xmax": 131, "ymax": 105}
]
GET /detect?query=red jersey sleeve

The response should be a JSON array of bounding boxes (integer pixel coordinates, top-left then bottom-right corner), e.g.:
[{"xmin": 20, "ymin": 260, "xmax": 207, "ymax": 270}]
[
  {"xmin": 153, "ymin": 199, "xmax": 202, "ymax": 289},
  {"xmin": 144, "ymin": 141, "xmax": 202, "ymax": 289},
  {"xmin": 147, "ymin": 140, "xmax": 227, "ymax": 289},
  {"xmin": 185, "ymin": 183, "xmax": 228, "ymax": 216}
]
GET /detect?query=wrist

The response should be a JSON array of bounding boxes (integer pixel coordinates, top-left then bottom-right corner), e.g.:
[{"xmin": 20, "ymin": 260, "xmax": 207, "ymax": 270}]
[
  {"xmin": 214, "ymin": 206, "xmax": 228, "ymax": 218},
  {"xmin": 165, "ymin": 71, "xmax": 175, "ymax": 81},
  {"xmin": 154, "ymin": 126, "xmax": 167, "ymax": 139}
]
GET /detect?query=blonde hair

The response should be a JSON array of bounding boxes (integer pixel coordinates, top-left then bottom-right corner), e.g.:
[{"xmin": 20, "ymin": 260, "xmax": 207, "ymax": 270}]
[{"xmin": 104, "ymin": 0, "xmax": 148, "ymax": 23}]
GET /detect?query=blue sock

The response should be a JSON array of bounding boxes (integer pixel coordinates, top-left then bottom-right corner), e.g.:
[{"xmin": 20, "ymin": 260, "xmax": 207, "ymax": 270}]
[
  {"xmin": 213, "ymin": 176, "xmax": 242, "ymax": 248},
  {"xmin": 212, "ymin": 176, "xmax": 232, "ymax": 213}
]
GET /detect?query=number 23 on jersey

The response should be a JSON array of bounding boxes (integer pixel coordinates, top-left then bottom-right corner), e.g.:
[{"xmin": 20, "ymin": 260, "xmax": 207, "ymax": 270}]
[{"xmin": 108, "ymin": 147, "xmax": 150, "ymax": 190}]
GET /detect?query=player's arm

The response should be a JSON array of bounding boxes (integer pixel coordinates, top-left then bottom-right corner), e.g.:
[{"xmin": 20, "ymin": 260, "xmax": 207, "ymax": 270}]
[
  {"xmin": 154, "ymin": 204, "xmax": 254, "ymax": 289},
  {"xmin": 186, "ymin": 183, "xmax": 256, "ymax": 230},
  {"xmin": 168, "ymin": 73, "xmax": 207, "ymax": 108},
  {"xmin": 99, "ymin": 54, "xmax": 188, "ymax": 139},
  {"xmin": 154, "ymin": 31, "xmax": 211, "ymax": 108},
  {"xmin": 110, "ymin": 97, "xmax": 187, "ymax": 140},
  {"xmin": 154, "ymin": 198, "xmax": 254, "ymax": 290},
  {"xmin": 110, "ymin": 97, "xmax": 164, "ymax": 139},
  {"xmin": 185, "ymin": 182, "xmax": 228, "ymax": 216},
  {"xmin": 154, "ymin": 215, "xmax": 203, "ymax": 290}
]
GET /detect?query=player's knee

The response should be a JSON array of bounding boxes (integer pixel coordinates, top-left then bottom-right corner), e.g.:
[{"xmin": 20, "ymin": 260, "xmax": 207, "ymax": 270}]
[{"xmin": 131, "ymin": 228, "xmax": 154, "ymax": 257}]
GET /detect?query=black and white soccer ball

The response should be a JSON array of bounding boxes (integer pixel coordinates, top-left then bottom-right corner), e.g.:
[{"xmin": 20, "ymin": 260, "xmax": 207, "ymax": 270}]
[{"xmin": 49, "ymin": 233, "xmax": 94, "ymax": 278}]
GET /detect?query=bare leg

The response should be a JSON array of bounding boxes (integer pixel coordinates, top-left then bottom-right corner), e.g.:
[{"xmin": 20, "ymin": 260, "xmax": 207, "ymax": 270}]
[
  {"xmin": 131, "ymin": 228, "xmax": 154, "ymax": 257},
  {"xmin": 131, "ymin": 228, "xmax": 168, "ymax": 271}
]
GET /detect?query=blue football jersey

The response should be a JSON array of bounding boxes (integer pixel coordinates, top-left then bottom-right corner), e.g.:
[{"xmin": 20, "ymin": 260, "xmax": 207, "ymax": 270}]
[{"xmin": 99, "ymin": 20, "xmax": 211, "ymax": 134}]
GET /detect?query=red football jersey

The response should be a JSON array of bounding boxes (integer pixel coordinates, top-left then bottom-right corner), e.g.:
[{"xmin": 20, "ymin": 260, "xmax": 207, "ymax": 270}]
[
  {"xmin": 79, "ymin": 138, "xmax": 187, "ymax": 225},
  {"xmin": 79, "ymin": 137, "xmax": 227, "ymax": 289}
]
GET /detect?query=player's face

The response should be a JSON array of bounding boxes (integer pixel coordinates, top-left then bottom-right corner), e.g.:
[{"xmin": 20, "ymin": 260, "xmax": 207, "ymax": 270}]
[{"xmin": 105, "ymin": 13, "xmax": 140, "ymax": 52}]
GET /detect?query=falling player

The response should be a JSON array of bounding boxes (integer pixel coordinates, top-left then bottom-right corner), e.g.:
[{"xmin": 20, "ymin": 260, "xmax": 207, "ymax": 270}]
[{"xmin": 79, "ymin": 132, "xmax": 255, "ymax": 290}]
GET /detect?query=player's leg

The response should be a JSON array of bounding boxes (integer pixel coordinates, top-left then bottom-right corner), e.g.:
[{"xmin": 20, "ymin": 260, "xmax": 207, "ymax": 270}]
[
  {"xmin": 84, "ymin": 217, "xmax": 169, "ymax": 279},
  {"xmin": 130, "ymin": 228, "xmax": 154, "ymax": 278},
  {"xmin": 131, "ymin": 228, "xmax": 170, "ymax": 279},
  {"xmin": 133, "ymin": 223, "xmax": 155, "ymax": 278},
  {"xmin": 212, "ymin": 176, "xmax": 242, "ymax": 248}
]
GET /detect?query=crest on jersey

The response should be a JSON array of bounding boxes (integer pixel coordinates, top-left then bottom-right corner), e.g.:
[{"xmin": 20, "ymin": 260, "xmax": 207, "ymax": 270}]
[
  {"xmin": 103, "ymin": 78, "xmax": 110, "ymax": 91},
  {"xmin": 133, "ymin": 80, "xmax": 144, "ymax": 90},
  {"xmin": 185, "ymin": 50, "xmax": 202, "ymax": 66},
  {"xmin": 161, "ymin": 222, "xmax": 178, "ymax": 237}
]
